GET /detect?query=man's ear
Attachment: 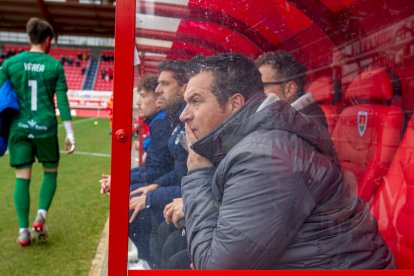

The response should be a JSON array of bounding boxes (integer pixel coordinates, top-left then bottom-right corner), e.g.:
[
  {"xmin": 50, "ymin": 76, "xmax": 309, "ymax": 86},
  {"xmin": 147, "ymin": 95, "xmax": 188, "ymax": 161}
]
[
  {"xmin": 284, "ymin": 81, "xmax": 298, "ymax": 101},
  {"xmin": 42, "ymin": 36, "xmax": 52, "ymax": 51},
  {"xmin": 45, "ymin": 36, "xmax": 52, "ymax": 46},
  {"xmin": 230, "ymin": 93, "xmax": 245, "ymax": 113}
]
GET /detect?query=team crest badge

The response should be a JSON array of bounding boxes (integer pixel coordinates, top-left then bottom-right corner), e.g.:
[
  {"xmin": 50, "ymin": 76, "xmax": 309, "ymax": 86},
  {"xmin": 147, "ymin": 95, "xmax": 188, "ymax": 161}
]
[{"xmin": 357, "ymin": 111, "xmax": 368, "ymax": 136}]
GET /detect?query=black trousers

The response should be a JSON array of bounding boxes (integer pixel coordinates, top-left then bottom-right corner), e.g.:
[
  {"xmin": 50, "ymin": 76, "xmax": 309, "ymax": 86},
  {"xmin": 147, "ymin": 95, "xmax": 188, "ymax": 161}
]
[{"xmin": 151, "ymin": 221, "xmax": 191, "ymax": 269}]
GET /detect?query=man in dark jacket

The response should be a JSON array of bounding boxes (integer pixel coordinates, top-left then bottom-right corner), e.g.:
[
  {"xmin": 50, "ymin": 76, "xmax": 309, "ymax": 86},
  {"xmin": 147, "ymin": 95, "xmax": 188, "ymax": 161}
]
[
  {"xmin": 99, "ymin": 75, "xmax": 174, "ymax": 194},
  {"xmin": 130, "ymin": 75, "xmax": 174, "ymax": 186},
  {"xmin": 179, "ymin": 53, "xmax": 394, "ymax": 269},
  {"xmin": 129, "ymin": 60, "xmax": 188, "ymax": 266},
  {"xmin": 255, "ymin": 50, "xmax": 328, "ymax": 128}
]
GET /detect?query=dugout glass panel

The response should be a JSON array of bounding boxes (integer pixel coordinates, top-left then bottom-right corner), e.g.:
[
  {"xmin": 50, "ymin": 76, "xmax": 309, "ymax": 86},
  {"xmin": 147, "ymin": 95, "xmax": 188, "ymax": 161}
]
[{"xmin": 108, "ymin": 0, "xmax": 414, "ymax": 274}]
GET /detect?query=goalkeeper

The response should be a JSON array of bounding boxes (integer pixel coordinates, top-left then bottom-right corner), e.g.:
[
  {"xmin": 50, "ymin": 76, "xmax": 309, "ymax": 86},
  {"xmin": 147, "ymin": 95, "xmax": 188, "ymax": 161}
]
[{"xmin": 0, "ymin": 17, "xmax": 75, "ymax": 246}]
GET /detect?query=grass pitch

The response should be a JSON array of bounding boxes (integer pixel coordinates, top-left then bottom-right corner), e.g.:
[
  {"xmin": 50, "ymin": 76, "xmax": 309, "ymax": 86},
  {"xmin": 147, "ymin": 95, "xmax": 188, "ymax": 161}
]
[{"xmin": 0, "ymin": 117, "xmax": 111, "ymax": 275}]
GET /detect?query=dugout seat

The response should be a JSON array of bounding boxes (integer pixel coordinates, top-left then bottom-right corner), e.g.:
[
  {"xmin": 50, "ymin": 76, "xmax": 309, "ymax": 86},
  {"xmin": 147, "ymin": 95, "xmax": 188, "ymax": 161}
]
[
  {"xmin": 395, "ymin": 67, "xmax": 414, "ymax": 133},
  {"xmin": 331, "ymin": 67, "xmax": 403, "ymax": 203},
  {"xmin": 307, "ymin": 76, "xmax": 342, "ymax": 134},
  {"xmin": 370, "ymin": 115, "xmax": 414, "ymax": 268}
]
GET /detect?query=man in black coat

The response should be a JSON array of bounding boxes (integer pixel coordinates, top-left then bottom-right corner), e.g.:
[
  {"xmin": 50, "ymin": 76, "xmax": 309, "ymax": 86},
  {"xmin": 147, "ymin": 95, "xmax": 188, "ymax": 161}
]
[{"xmin": 179, "ymin": 53, "xmax": 394, "ymax": 269}]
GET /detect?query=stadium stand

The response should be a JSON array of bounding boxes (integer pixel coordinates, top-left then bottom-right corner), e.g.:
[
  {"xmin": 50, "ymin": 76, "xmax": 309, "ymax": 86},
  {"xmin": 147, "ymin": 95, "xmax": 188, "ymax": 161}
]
[
  {"xmin": 83, "ymin": 59, "xmax": 99, "ymax": 90},
  {"xmin": 370, "ymin": 115, "xmax": 414, "ymax": 268},
  {"xmin": 94, "ymin": 50, "xmax": 114, "ymax": 91},
  {"xmin": 331, "ymin": 67, "xmax": 404, "ymax": 203},
  {"xmin": 49, "ymin": 48, "xmax": 90, "ymax": 90},
  {"xmin": 1, "ymin": 44, "xmax": 29, "ymax": 60}
]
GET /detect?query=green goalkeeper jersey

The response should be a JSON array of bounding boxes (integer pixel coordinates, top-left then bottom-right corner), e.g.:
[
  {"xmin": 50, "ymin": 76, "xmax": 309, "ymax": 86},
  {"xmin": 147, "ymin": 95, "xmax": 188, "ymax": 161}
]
[{"xmin": 0, "ymin": 51, "xmax": 72, "ymax": 138}]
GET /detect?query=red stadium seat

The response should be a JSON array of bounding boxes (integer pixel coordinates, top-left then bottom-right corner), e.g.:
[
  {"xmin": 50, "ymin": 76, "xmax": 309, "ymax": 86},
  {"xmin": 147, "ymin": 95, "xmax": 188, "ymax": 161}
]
[
  {"xmin": 49, "ymin": 47, "xmax": 90, "ymax": 90},
  {"xmin": 307, "ymin": 76, "xmax": 341, "ymax": 134},
  {"xmin": 94, "ymin": 50, "xmax": 114, "ymax": 91},
  {"xmin": 370, "ymin": 115, "xmax": 414, "ymax": 268},
  {"xmin": 331, "ymin": 68, "xmax": 403, "ymax": 203},
  {"xmin": 395, "ymin": 67, "xmax": 414, "ymax": 111},
  {"xmin": 395, "ymin": 67, "xmax": 414, "ymax": 132}
]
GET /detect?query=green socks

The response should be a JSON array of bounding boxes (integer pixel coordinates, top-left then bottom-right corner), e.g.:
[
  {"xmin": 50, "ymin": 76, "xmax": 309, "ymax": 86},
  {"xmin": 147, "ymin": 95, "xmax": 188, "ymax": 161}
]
[
  {"xmin": 39, "ymin": 171, "xmax": 57, "ymax": 211},
  {"xmin": 14, "ymin": 178, "xmax": 30, "ymax": 228},
  {"xmin": 14, "ymin": 172, "xmax": 57, "ymax": 228}
]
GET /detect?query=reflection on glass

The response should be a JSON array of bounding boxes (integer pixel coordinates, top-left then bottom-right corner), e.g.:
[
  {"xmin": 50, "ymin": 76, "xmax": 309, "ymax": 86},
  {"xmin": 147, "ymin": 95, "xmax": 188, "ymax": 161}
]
[{"xmin": 124, "ymin": 0, "xmax": 414, "ymax": 271}]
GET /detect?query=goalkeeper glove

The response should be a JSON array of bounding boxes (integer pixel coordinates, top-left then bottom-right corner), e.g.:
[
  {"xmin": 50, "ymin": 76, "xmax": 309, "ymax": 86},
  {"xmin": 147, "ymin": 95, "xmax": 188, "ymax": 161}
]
[{"xmin": 63, "ymin": 120, "xmax": 75, "ymax": 154}]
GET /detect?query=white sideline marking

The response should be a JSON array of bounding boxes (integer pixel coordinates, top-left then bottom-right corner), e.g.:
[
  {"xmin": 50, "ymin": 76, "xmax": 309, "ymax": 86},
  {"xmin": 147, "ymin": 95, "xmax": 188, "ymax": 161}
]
[
  {"xmin": 57, "ymin": 118, "xmax": 110, "ymax": 157},
  {"xmin": 60, "ymin": 150, "xmax": 111, "ymax": 158},
  {"xmin": 58, "ymin": 117, "xmax": 96, "ymax": 127}
]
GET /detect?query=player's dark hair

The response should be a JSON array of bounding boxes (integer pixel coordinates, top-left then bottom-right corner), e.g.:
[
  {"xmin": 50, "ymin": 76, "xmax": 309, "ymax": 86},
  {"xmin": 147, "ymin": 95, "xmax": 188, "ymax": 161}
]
[
  {"xmin": 26, "ymin": 17, "xmax": 54, "ymax": 44},
  {"xmin": 157, "ymin": 60, "xmax": 188, "ymax": 86},
  {"xmin": 137, "ymin": 75, "xmax": 158, "ymax": 93}
]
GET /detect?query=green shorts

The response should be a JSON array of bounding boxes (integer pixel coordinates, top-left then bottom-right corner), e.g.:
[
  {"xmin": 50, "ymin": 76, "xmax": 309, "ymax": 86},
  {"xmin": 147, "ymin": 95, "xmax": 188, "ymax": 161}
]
[{"xmin": 8, "ymin": 133, "xmax": 60, "ymax": 169}]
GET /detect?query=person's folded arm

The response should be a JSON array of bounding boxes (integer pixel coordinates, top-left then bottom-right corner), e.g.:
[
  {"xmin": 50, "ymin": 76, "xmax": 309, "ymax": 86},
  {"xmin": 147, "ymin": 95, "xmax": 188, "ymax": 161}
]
[
  {"xmin": 145, "ymin": 185, "xmax": 181, "ymax": 211},
  {"xmin": 182, "ymin": 142, "xmax": 315, "ymax": 270},
  {"xmin": 131, "ymin": 119, "xmax": 174, "ymax": 185},
  {"xmin": 153, "ymin": 143, "xmax": 187, "ymax": 187}
]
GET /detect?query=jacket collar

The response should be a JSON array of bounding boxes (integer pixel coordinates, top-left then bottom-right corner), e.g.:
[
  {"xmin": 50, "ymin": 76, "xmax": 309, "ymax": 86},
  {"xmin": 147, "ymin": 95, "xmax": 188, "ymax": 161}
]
[
  {"xmin": 144, "ymin": 112, "xmax": 157, "ymax": 125},
  {"xmin": 144, "ymin": 110, "xmax": 167, "ymax": 125},
  {"xmin": 192, "ymin": 92, "xmax": 339, "ymax": 167}
]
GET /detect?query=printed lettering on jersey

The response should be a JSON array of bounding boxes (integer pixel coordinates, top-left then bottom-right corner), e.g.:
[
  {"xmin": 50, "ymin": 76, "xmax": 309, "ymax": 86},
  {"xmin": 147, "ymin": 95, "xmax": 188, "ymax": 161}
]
[
  {"xmin": 17, "ymin": 119, "xmax": 48, "ymax": 131},
  {"xmin": 24, "ymin": 63, "xmax": 45, "ymax": 72},
  {"xmin": 357, "ymin": 110, "xmax": 368, "ymax": 137}
]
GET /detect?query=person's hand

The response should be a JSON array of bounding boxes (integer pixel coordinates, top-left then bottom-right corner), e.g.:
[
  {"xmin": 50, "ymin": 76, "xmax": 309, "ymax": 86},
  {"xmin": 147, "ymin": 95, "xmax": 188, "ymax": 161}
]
[
  {"xmin": 63, "ymin": 121, "xmax": 75, "ymax": 154},
  {"xmin": 99, "ymin": 174, "xmax": 111, "ymax": 195},
  {"xmin": 130, "ymin": 183, "xmax": 159, "ymax": 197},
  {"xmin": 163, "ymin": 198, "xmax": 184, "ymax": 228},
  {"xmin": 185, "ymin": 125, "xmax": 213, "ymax": 171},
  {"xmin": 129, "ymin": 195, "xmax": 146, "ymax": 223},
  {"xmin": 64, "ymin": 136, "xmax": 75, "ymax": 154},
  {"xmin": 134, "ymin": 141, "xmax": 140, "ymax": 151}
]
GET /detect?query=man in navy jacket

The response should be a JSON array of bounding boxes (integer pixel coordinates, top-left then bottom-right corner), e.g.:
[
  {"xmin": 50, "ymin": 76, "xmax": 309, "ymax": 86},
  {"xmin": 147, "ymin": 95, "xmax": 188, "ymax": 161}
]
[
  {"xmin": 129, "ymin": 60, "xmax": 189, "ymax": 266},
  {"xmin": 99, "ymin": 75, "xmax": 173, "ymax": 193}
]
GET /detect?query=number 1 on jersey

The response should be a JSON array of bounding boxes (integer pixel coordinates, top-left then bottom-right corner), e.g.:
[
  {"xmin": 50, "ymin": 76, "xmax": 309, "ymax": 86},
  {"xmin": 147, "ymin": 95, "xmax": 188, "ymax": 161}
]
[{"xmin": 28, "ymin": 80, "xmax": 38, "ymax": 111}]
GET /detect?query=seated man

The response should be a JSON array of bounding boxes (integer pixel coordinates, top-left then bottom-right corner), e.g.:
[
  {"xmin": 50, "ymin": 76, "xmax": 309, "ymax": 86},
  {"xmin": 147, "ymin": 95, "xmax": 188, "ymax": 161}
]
[
  {"xmin": 129, "ymin": 75, "xmax": 175, "ymax": 186},
  {"xmin": 179, "ymin": 53, "xmax": 394, "ymax": 269},
  {"xmin": 128, "ymin": 60, "xmax": 189, "ymax": 266},
  {"xmin": 255, "ymin": 50, "xmax": 328, "ymax": 128},
  {"xmin": 99, "ymin": 74, "xmax": 173, "ymax": 194},
  {"xmin": 129, "ymin": 60, "xmax": 188, "ymax": 193}
]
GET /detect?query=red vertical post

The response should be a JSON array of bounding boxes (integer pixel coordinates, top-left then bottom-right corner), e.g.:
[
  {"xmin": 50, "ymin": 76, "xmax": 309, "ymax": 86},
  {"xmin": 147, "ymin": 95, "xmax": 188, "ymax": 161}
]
[{"xmin": 108, "ymin": 0, "xmax": 136, "ymax": 275}]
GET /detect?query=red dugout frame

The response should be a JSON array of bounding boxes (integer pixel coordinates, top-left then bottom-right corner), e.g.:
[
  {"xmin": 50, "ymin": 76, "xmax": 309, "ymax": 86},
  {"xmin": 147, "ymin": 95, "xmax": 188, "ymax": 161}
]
[
  {"xmin": 108, "ymin": 0, "xmax": 135, "ymax": 274},
  {"xmin": 109, "ymin": 0, "xmax": 414, "ymax": 275}
]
